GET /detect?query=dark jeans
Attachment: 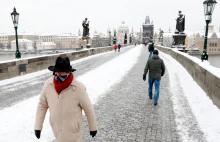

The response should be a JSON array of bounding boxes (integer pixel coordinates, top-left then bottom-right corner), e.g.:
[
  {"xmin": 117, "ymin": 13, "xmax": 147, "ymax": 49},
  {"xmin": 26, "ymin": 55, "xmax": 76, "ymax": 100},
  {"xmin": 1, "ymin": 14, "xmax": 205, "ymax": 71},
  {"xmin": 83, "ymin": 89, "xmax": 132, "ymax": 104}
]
[
  {"xmin": 118, "ymin": 48, "xmax": 120, "ymax": 52},
  {"xmin": 148, "ymin": 78, "xmax": 161, "ymax": 103}
]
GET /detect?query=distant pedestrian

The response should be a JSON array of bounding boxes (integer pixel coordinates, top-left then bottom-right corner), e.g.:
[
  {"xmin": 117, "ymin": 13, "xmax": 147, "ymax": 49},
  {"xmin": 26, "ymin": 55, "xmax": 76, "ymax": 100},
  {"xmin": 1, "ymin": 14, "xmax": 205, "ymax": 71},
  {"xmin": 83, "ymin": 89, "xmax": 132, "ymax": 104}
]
[
  {"xmin": 34, "ymin": 56, "xmax": 98, "ymax": 142},
  {"xmin": 143, "ymin": 50, "xmax": 165, "ymax": 106},
  {"xmin": 148, "ymin": 42, "xmax": 154, "ymax": 58},
  {"xmin": 118, "ymin": 44, "xmax": 121, "ymax": 52},
  {"xmin": 114, "ymin": 44, "xmax": 118, "ymax": 52}
]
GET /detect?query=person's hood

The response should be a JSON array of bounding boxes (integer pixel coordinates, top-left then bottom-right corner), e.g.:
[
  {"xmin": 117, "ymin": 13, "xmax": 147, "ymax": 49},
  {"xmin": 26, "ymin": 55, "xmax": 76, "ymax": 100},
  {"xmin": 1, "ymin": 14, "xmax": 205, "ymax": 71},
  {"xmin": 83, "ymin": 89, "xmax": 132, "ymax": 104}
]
[{"xmin": 152, "ymin": 54, "xmax": 159, "ymax": 59}]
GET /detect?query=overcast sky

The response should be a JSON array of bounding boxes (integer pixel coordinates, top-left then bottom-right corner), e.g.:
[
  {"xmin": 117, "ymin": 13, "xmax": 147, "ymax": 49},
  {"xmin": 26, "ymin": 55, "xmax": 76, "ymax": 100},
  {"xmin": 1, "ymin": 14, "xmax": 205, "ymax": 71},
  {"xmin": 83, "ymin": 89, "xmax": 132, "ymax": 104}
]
[{"xmin": 0, "ymin": 0, "xmax": 219, "ymax": 34}]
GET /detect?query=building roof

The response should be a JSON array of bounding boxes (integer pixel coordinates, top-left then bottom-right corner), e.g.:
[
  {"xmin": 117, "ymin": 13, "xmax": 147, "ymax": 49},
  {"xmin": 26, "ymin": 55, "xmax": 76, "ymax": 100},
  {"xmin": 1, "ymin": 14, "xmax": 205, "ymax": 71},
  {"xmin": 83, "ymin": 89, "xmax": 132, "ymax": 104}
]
[
  {"xmin": 0, "ymin": 33, "xmax": 15, "ymax": 36},
  {"xmin": 118, "ymin": 21, "xmax": 129, "ymax": 30},
  {"xmin": 41, "ymin": 42, "xmax": 56, "ymax": 45},
  {"xmin": 19, "ymin": 32, "xmax": 39, "ymax": 36},
  {"xmin": 39, "ymin": 33, "xmax": 58, "ymax": 36},
  {"xmin": 11, "ymin": 39, "xmax": 32, "ymax": 42},
  {"xmin": 0, "ymin": 33, "xmax": 39, "ymax": 36},
  {"xmin": 216, "ymin": 32, "xmax": 220, "ymax": 38},
  {"xmin": 58, "ymin": 33, "xmax": 79, "ymax": 37}
]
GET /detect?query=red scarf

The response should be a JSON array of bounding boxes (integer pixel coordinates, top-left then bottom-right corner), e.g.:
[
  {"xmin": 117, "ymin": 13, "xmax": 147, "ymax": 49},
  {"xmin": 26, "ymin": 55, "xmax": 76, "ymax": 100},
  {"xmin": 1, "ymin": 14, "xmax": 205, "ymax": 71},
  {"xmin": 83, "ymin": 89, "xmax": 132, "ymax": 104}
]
[{"xmin": 53, "ymin": 73, "xmax": 73, "ymax": 95}]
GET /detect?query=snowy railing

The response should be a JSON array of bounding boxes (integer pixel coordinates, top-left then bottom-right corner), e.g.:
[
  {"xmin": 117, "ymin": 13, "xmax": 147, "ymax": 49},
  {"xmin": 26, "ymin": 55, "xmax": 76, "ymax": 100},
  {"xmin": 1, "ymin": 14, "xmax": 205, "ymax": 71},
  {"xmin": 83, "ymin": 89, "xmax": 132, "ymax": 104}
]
[
  {"xmin": 155, "ymin": 45, "xmax": 220, "ymax": 109},
  {"xmin": 0, "ymin": 45, "xmax": 127, "ymax": 81}
]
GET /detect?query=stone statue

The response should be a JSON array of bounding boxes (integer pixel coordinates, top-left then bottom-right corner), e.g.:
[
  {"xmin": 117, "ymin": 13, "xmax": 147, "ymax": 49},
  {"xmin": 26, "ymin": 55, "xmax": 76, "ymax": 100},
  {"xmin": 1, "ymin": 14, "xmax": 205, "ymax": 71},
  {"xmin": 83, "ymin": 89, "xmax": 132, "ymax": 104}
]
[
  {"xmin": 113, "ymin": 30, "xmax": 117, "ymax": 44},
  {"xmin": 114, "ymin": 30, "xmax": 116, "ymax": 37},
  {"xmin": 82, "ymin": 18, "xmax": 90, "ymax": 37},
  {"xmin": 124, "ymin": 33, "xmax": 127, "ymax": 44},
  {"xmin": 158, "ymin": 28, "xmax": 164, "ymax": 41},
  {"xmin": 175, "ymin": 11, "xmax": 185, "ymax": 34}
]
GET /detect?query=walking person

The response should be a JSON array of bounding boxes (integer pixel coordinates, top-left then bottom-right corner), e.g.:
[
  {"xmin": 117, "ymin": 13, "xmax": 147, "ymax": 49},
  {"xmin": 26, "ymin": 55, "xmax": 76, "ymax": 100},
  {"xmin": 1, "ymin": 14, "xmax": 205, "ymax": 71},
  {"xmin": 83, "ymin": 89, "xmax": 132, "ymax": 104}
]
[
  {"xmin": 114, "ymin": 44, "xmax": 118, "ymax": 52},
  {"xmin": 143, "ymin": 50, "xmax": 165, "ymax": 105},
  {"xmin": 118, "ymin": 44, "xmax": 121, "ymax": 52},
  {"xmin": 148, "ymin": 42, "xmax": 154, "ymax": 58},
  {"xmin": 34, "ymin": 57, "xmax": 98, "ymax": 142}
]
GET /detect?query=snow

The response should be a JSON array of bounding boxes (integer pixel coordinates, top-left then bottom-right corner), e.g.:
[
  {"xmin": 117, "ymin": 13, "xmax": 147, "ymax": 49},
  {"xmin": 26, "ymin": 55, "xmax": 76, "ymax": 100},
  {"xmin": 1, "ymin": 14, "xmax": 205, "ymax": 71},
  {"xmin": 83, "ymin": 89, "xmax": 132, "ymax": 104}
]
[
  {"xmin": 157, "ymin": 45, "xmax": 220, "ymax": 78},
  {"xmin": 77, "ymin": 45, "xmax": 141, "ymax": 104},
  {"xmin": 0, "ymin": 46, "xmax": 114, "ymax": 64},
  {"xmin": 0, "ymin": 45, "xmax": 141, "ymax": 142},
  {"xmin": 160, "ymin": 50, "xmax": 220, "ymax": 142},
  {"xmin": 0, "ymin": 46, "xmax": 126, "ymax": 87}
]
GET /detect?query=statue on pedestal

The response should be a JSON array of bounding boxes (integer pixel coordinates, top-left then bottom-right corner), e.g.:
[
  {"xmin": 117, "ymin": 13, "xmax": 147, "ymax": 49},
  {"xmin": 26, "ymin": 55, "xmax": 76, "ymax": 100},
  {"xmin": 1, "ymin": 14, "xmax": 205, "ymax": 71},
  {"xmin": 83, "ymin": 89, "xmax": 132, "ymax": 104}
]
[
  {"xmin": 175, "ymin": 11, "xmax": 185, "ymax": 34},
  {"xmin": 82, "ymin": 18, "xmax": 91, "ymax": 48},
  {"xmin": 172, "ymin": 11, "xmax": 186, "ymax": 48},
  {"xmin": 82, "ymin": 18, "xmax": 90, "ymax": 37},
  {"xmin": 113, "ymin": 30, "xmax": 117, "ymax": 44},
  {"xmin": 158, "ymin": 28, "xmax": 164, "ymax": 42}
]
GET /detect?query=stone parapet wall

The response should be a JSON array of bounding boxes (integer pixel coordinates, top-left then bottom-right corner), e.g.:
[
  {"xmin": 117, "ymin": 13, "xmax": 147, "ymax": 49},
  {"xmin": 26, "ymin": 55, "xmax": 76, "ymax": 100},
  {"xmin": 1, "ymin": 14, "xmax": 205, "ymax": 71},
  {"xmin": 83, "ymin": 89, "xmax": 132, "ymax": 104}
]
[
  {"xmin": 155, "ymin": 45, "xmax": 220, "ymax": 109},
  {"xmin": 0, "ymin": 45, "xmax": 126, "ymax": 81}
]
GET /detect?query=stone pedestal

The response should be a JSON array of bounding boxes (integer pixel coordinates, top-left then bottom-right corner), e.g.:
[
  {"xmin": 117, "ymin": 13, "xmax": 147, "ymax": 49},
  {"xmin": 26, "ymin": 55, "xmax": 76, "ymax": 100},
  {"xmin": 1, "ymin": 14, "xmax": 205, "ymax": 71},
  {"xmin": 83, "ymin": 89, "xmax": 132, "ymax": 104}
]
[
  {"xmin": 172, "ymin": 34, "xmax": 186, "ymax": 49},
  {"xmin": 158, "ymin": 37, "xmax": 163, "ymax": 46},
  {"xmin": 82, "ymin": 37, "xmax": 91, "ymax": 48}
]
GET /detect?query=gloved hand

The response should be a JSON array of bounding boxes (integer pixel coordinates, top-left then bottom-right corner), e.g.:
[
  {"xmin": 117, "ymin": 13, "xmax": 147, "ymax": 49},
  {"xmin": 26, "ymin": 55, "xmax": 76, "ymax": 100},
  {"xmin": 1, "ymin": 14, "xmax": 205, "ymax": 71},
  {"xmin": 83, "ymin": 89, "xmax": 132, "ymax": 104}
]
[
  {"xmin": 90, "ymin": 130, "xmax": 97, "ymax": 137},
  {"xmin": 35, "ymin": 130, "xmax": 41, "ymax": 139},
  {"xmin": 143, "ymin": 74, "xmax": 146, "ymax": 81}
]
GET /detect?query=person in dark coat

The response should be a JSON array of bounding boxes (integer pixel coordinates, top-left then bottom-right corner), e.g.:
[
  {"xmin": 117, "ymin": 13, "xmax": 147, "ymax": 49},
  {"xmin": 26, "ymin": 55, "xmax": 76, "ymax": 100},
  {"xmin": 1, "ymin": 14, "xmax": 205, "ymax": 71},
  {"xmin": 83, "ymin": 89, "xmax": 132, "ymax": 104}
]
[
  {"xmin": 118, "ymin": 44, "xmax": 121, "ymax": 52},
  {"xmin": 148, "ymin": 42, "xmax": 154, "ymax": 58},
  {"xmin": 143, "ymin": 50, "xmax": 165, "ymax": 105}
]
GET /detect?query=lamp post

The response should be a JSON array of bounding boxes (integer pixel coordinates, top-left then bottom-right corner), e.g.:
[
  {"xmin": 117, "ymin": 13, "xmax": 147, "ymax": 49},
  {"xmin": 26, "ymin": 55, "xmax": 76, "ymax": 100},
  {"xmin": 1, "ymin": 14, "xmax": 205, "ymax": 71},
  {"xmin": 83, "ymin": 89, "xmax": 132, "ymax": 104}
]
[
  {"xmin": 113, "ymin": 30, "xmax": 117, "ymax": 44},
  {"xmin": 11, "ymin": 7, "xmax": 21, "ymax": 59},
  {"xmin": 109, "ymin": 31, "xmax": 111, "ymax": 46},
  {"xmin": 201, "ymin": 0, "xmax": 217, "ymax": 61}
]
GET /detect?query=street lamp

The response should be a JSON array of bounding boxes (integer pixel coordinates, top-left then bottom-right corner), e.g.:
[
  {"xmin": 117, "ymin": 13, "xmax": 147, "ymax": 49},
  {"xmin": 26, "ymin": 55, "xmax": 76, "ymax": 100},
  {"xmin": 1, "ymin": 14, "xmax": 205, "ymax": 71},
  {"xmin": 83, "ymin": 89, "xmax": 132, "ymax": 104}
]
[
  {"xmin": 109, "ymin": 31, "xmax": 111, "ymax": 46},
  {"xmin": 113, "ymin": 30, "xmax": 117, "ymax": 44},
  {"xmin": 201, "ymin": 0, "xmax": 217, "ymax": 61},
  {"xmin": 11, "ymin": 7, "xmax": 21, "ymax": 59}
]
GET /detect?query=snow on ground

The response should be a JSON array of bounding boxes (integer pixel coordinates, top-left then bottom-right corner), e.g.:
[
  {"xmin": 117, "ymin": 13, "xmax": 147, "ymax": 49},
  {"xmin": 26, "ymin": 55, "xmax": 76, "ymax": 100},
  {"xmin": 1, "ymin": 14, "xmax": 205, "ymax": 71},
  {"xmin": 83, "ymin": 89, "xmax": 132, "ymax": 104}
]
[
  {"xmin": 0, "ymin": 45, "xmax": 142, "ymax": 142},
  {"xmin": 160, "ymin": 50, "xmax": 220, "ymax": 142},
  {"xmin": 0, "ymin": 46, "xmax": 132, "ymax": 87},
  {"xmin": 157, "ymin": 45, "xmax": 220, "ymax": 78}
]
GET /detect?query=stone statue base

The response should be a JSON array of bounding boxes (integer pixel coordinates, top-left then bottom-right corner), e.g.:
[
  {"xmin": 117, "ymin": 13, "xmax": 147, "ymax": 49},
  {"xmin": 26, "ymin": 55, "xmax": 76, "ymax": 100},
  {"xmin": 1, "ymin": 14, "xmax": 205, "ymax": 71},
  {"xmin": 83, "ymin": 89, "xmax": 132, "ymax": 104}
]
[
  {"xmin": 171, "ymin": 34, "xmax": 186, "ymax": 49},
  {"xmin": 157, "ymin": 42, "xmax": 163, "ymax": 46},
  {"xmin": 82, "ymin": 36, "xmax": 91, "ymax": 48}
]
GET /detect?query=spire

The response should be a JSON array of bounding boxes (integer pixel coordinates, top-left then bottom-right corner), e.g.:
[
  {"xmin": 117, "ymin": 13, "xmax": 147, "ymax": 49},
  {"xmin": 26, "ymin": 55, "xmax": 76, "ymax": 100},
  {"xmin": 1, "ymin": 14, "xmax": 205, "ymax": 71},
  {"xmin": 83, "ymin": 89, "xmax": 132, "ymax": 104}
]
[
  {"xmin": 145, "ymin": 16, "xmax": 150, "ymax": 24},
  {"xmin": 78, "ymin": 29, "xmax": 81, "ymax": 36}
]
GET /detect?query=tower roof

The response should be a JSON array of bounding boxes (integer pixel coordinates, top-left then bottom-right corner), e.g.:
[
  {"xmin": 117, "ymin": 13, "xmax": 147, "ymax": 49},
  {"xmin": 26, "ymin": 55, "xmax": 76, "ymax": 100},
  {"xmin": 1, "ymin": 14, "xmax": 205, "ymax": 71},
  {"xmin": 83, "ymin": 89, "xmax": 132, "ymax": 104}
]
[
  {"xmin": 118, "ymin": 21, "xmax": 129, "ymax": 29},
  {"xmin": 145, "ymin": 16, "xmax": 150, "ymax": 24}
]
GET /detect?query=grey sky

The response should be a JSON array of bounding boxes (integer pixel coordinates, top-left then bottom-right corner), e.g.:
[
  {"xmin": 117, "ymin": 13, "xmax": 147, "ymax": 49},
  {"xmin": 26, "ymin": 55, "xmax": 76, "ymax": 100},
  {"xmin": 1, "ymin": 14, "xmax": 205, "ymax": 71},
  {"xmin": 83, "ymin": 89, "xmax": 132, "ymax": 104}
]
[{"xmin": 0, "ymin": 0, "xmax": 220, "ymax": 34}]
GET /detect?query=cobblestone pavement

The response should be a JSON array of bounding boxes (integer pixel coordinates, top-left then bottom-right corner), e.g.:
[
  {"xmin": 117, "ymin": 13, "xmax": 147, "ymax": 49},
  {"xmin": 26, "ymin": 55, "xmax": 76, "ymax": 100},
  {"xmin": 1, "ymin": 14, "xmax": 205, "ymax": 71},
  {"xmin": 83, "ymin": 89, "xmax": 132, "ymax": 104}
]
[
  {"xmin": 0, "ymin": 46, "xmax": 133, "ymax": 109},
  {"xmin": 82, "ymin": 46, "xmax": 182, "ymax": 142}
]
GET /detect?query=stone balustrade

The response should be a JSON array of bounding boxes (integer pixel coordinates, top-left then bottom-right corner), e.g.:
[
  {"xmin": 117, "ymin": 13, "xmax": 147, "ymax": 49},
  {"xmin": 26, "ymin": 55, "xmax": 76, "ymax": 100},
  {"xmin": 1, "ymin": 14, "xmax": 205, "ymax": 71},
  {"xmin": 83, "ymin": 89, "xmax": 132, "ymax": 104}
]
[
  {"xmin": 0, "ymin": 45, "xmax": 125, "ymax": 81},
  {"xmin": 155, "ymin": 45, "xmax": 220, "ymax": 109}
]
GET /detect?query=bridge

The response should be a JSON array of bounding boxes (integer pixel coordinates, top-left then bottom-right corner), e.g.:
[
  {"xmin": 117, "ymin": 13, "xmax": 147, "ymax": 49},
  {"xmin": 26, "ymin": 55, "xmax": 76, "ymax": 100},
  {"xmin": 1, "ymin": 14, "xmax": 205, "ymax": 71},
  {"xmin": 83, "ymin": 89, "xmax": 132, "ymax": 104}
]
[{"xmin": 0, "ymin": 45, "xmax": 219, "ymax": 142}]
